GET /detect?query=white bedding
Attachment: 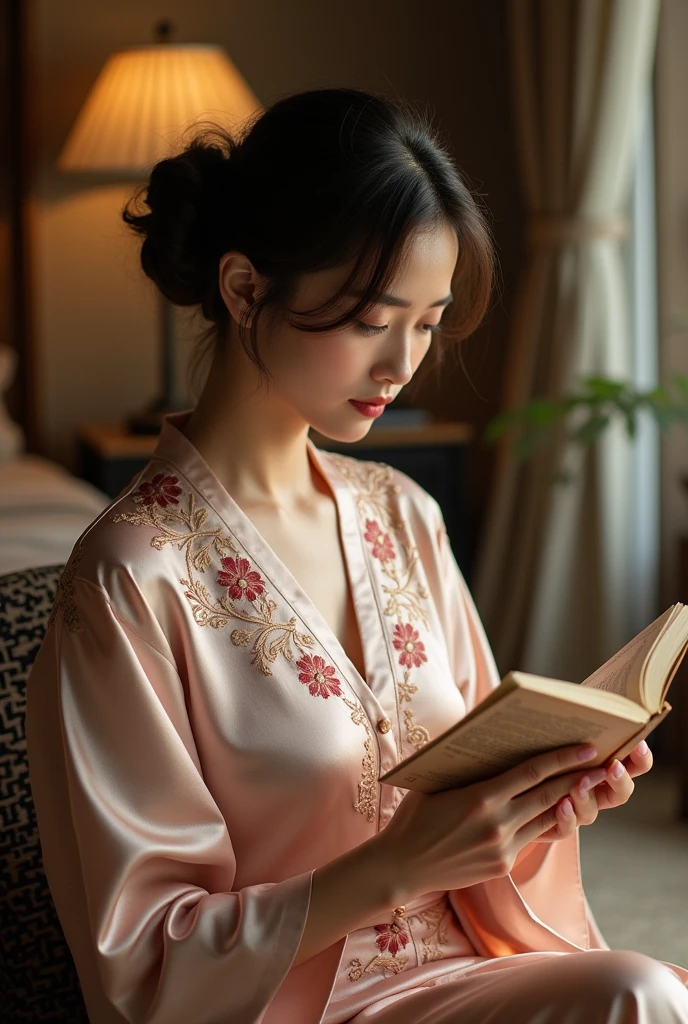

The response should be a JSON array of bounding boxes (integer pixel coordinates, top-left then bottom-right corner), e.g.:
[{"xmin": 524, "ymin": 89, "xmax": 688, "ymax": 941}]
[{"xmin": 0, "ymin": 455, "xmax": 110, "ymax": 576}]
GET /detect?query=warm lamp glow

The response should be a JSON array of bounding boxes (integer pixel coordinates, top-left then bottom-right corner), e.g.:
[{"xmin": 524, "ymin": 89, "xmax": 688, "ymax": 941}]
[{"xmin": 58, "ymin": 44, "xmax": 262, "ymax": 173}]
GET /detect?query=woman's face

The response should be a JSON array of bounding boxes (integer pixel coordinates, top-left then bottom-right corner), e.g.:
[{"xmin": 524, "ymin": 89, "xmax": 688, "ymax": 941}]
[{"xmin": 226, "ymin": 222, "xmax": 459, "ymax": 442}]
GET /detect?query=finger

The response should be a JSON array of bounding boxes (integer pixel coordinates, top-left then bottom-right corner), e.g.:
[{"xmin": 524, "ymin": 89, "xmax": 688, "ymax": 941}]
[
  {"xmin": 510, "ymin": 764, "xmax": 607, "ymax": 832},
  {"xmin": 531, "ymin": 796, "xmax": 579, "ymax": 843},
  {"xmin": 624, "ymin": 742, "xmax": 653, "ymax": 779},
  {"xmin": 579, "ymin": 758, "xmax": 636, "ymax": 812},
  {"xmin": 567, "ymin": 775, "xmax": 601, "ymax": 826},
  {"xmin": 514, "ymin": 793, "xmax": 577, "ymax": 846},
  {"xmin": 490, "ymin": 744, "xmax": 599, "ymax": 803},
  {"xmin": 600, "ymin": 758, "xmax": 634, "ymax": 806}
]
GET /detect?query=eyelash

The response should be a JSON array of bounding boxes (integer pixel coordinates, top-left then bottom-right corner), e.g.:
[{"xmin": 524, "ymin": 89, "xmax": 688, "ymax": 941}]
[{"xmin": 355, "ymin": 321, "xmax": 444, "ymax": 337}]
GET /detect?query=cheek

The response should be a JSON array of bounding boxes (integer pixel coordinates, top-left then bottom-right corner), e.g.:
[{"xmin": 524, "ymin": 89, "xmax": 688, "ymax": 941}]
[{"xmin": 283, "ymin": 335, "xmax": 363, "ymax": 387}]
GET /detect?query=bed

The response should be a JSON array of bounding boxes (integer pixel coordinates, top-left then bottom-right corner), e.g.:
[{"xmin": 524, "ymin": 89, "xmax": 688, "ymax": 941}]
[{"xmin": 0, "ymin": 345, "xmax": 109, "ymax": 575}]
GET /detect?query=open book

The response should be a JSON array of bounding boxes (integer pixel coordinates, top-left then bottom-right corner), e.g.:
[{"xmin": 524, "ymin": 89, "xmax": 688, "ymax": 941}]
[{"xmin": 380, "ymin": 604, "xmax": 688, "ymax": 794}]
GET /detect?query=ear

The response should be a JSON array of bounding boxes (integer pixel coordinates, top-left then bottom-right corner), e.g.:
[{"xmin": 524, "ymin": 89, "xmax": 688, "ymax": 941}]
[{"xmin": 218, "ymin": 251, "xmax": 266, "ymax": 326}]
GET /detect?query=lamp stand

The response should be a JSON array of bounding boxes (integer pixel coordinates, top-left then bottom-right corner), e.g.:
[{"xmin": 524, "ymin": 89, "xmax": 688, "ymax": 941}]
[{"xmin": 127, "ymin": 293, "xmax": 189, "ymax": 434}]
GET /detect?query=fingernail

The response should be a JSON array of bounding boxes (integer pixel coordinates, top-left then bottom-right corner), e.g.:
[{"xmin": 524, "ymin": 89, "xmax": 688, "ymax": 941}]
[
  {"xmin": 610, "ymin": 760, "xmax": 624, "ymax": 779},
  {"xmin": 637, "ymin": 740, "xmax": 649, "ymax": 755},
  {"xmin": 577, "ymin": 745, "xmax": 597, "ymax": 761},
  {"xmin": 579, "ymin": 768, "xmax": 606, "ymax": 794},
  {"xmin": 560, "ymin": 798, "xmax": 574, "ymax": 816}
]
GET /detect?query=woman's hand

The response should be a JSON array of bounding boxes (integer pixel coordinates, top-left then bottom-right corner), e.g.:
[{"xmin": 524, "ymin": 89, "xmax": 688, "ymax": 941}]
[
  {"xmin": 532, "ymin": 740, "xmax": 653, "ymax": 843},
  {"xmin": 373, "ymin": 743, "xmax": 608, "ymax": 904}
]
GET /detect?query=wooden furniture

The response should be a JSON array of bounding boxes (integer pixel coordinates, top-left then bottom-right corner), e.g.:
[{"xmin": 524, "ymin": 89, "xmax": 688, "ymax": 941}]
[
  {"xmin": 78, "ymin": 420, "xmax": 477, "ymax": 579},
  {"xmin": 1, "ymin": 1, "xmax": 35, "ymax": 446}
]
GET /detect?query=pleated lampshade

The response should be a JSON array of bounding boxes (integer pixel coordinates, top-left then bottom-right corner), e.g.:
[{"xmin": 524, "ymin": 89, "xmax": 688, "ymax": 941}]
[{"xmin": 58, "ymin": 44, "xmax": 262, "ymax": 174}]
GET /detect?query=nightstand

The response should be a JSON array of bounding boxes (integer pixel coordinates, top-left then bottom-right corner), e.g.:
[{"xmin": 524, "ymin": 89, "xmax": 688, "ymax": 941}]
[{"xmin": 79, "ymin": 420, "xmax": 476, "ymax": 578}]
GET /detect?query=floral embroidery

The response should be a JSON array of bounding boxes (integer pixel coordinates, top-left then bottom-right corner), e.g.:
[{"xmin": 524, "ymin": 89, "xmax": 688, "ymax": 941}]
[
  {"xmin": 48, "ymin": 547, "xmax": 84, "ymax": 634},
  {"xmin": 113, "ymin": 483, "xmax": 314, "ymax": 672},
  {"xmin": 347, "ymin": 907, "xmax": 410, "ymax": 981},
  {"xmin": 347, "ymin": 899, "xmax": 450, "ymax": 982},
  {"xmin": 364, "ymin": 519, "xmax": 395, "ymax": 562},
  {"xmin": 113, "ymin": 468, "xmax": 379, "ymax": 820},
  {"xmin": 374, "ymin": 918, "xmax": 410, "ymax": 956},
  {"xmin": 343, "ymin": 697, "xmax": 377, "ymax": 821},
  {"xmin": 328, "ymin": 454, "xmax": 431, "ymax": 757},
  {"xmin": 134, "ymin": 472, "xmax": 182, "ymax": 508},
  {"xmin": 296, "ymin": 653, "xmax": 343, "ymax": 698},
  {"xmin": 408, "ymin": 896, "xmax": 450, "ymax": 964},
  {"xmin": 217, "ymin": 555, "xmax": 266, "ymax": 603},
  {"xmin": 393, "ymin": 623, "xmax": 427, "ymax": 669},
  {"xmin": 397, "ymin": 678, "xmax": 418, "ymax": 702}
]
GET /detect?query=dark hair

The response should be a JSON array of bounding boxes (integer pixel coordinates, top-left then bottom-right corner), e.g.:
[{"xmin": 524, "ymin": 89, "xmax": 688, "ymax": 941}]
[{"xmin": 122, "ymin": 87, "xmax": 496, "ymax": 394}]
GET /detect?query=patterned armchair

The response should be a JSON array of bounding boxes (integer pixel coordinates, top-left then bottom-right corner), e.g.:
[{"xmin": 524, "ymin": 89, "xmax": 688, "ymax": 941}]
[{"xmin": 0, "ymin": 564, "xmax": 89, "ymax": 1022}]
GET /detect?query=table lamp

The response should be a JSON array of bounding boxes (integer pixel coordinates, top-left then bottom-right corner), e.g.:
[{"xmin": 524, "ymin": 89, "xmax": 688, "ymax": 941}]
[{"xmin": 58, "ymin": 20, "xmax": 262, "ymax": 433}]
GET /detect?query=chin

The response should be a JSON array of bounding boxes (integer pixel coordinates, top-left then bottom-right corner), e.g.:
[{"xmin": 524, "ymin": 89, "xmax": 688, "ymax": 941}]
[{"xmin": 308, "ymin": 417, "xmax": 374, "ymax": 445}]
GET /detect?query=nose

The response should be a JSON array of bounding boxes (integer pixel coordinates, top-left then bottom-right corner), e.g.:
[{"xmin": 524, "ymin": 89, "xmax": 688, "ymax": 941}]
[{"xmin": 370, "ymin": 329, "xmax": 416, "ymax": 387}]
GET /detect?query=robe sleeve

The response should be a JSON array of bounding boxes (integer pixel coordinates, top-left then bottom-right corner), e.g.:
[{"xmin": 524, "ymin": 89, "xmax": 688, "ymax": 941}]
[
  {"xmin": 26, "ymin": 578, "xmax": 314, "ymax": 1024},
  {"xmin": 429, "ymin": 506, "xmax": 609, "ymax": 952}
]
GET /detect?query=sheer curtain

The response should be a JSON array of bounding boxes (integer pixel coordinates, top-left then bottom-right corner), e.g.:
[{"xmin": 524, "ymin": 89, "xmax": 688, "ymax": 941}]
[{"xmin": 473, "ymin": 0, "xmax": 660, "ymax": 681}]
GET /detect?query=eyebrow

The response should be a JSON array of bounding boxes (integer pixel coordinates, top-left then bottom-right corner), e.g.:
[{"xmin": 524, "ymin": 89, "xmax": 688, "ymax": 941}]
[{"xmin": 345, "ymin": 290, "xmax": 454, "ymax": 309}]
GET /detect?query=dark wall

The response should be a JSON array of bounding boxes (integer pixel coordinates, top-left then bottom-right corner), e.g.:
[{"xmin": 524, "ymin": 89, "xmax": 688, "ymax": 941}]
[{"xmin": 34, "ymin": 0, "xmax": 525, "ymax": 527}]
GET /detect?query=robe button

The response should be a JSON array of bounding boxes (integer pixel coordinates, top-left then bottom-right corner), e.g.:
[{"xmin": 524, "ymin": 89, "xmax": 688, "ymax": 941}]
[{"xmin": 377, "ymin": 717, "xmax": 392, "ymax": 734}]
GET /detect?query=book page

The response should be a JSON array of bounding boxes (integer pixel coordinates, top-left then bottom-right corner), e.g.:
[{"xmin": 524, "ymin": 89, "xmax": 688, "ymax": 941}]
[
  {"xmin": 382, "ymin": 687, "xmax": 648, "ymax": 793},
  {"xmin": 580, "ymin": 612, "xmax": 671, "ymax": 706}
]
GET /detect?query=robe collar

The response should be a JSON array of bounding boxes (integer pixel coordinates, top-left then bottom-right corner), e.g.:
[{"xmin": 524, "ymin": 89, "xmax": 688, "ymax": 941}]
[{"xmin": 149, "ymin": 410, "xmax": 395, "ymax": 715}]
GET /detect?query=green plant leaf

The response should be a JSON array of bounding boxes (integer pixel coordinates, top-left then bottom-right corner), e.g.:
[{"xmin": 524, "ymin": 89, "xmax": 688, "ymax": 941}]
[
  {"xmin": 572, "ymin": 414, "xmax": 611, "ymax": 445},
  {"xmin": 673, "ymin": 374, "xmax": 688, "ymax": 398},
  {"xmin": 513, "ymin": 431, "xmax": 546, "ymax": 460},
  {"xmin": 648, "ymin": 385, "xmax": 670, "ymax": 405},
  {"xmin": 522, "ymin": 398, "xmax": 562, "ymax": 426},
  {"xmin": 583, "ymin": 377, "xmax": 626, "ymax": 400}
]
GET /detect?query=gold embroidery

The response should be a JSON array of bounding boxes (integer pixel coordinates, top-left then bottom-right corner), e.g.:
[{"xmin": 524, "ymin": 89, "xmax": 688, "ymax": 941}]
[
  {"xmin": 48, "ymin": 548, "xmax": 84, "ymax": 634},
  {"xmin": 346, "ymin": 955, "xmax": 409, "ymax": 981},
  {"xmin": 112, "ymin": 487, "xmax": 316, "ymax": 674},
  {"xmin": 408, "ymin": 896, "xmax": 450, "ymax": 964},
  {"xmin": 397, "ymin": 677, "xmax": 418, "ymax": 702},
  {"xmin": 403, "ymin": 708, "xmax": 430, "ymax": 752},
  {"xmin": 347, "ymin": 905, "xmax": 411, "ymax": 981},
  {"xmin": 113, "ymin": 472, "xmax": 378, "ymax": 821},
  {"xmin": 329, "ymin": 453, "xmax": 431, "ymax": 757},
  {"xmin": 328, "ymin": 455, "xmax": 429, "ymax": 628},
  {"xmin": 343, "ymin": 697, "xmax": 378, "ymax": 822}
]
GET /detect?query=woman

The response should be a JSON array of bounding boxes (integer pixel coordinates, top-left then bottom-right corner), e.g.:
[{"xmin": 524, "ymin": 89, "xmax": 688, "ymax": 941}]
[{"xmin": 26, "ymin": 87, "xmax": 688, "ymax": 1024}]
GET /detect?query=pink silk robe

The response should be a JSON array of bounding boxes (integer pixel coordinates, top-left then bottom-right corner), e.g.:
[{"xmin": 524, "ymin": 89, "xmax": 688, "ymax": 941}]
[{"xmin": 25, "ymin": 411, "xmax": 686, "ymax": 1024}]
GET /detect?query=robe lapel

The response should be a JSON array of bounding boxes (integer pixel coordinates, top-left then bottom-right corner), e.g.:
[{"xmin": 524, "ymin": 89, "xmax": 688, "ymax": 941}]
[{"xmin": 150, "ymin": 415, "xmax": 396, "ymax": 740}]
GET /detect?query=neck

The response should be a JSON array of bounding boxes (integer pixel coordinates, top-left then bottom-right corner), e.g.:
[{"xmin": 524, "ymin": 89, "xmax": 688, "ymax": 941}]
[{"xmin": 181, "ymin": 344, "xmax": 320, "ymax": 509}]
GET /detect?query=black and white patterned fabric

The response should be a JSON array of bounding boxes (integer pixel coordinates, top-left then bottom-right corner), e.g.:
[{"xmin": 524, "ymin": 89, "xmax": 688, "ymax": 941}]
[{"xmin": 0, "ymin": 564, "xmax": 89, "ymax": 1022}]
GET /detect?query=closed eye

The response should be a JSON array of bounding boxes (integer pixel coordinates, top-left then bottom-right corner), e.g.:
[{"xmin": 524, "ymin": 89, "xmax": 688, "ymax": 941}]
[{"xmin": 355, "ymin": 322, "xmax": 444, "ymax": 337}]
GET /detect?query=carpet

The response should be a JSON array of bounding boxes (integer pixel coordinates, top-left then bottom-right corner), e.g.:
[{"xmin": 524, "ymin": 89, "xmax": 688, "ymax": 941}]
[{"xmin": 579, "ymin": 765, "xmax": 688, "ymax": 966}]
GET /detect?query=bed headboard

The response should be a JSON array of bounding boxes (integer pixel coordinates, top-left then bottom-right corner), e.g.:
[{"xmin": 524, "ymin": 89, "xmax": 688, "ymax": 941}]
[{"xmin": 0, "ymin": 0, "xmax": 35, "ymax": 449}]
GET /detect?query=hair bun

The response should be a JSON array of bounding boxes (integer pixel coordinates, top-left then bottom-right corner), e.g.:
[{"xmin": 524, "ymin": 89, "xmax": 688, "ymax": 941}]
[{"xmin": 123, "ymin": 140, "xmax": 231, "ymax": 306}]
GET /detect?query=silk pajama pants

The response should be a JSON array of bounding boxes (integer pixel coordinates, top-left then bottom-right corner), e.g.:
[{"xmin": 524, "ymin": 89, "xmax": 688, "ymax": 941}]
[{"xmin": 323, "ymin": 890, "xmax": 688, "ymax": 1024}]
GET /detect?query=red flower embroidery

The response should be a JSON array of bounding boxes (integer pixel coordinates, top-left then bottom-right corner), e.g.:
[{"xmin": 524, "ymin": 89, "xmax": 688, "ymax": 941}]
[
  {"xmin": 295, "ymin": 654, "xmax": 343, "ymax": 698},
  {"xmin": 218, "ymin": 556, "xmax": 266, "ymax": 603},
  {"xmin": 135, "ymin": 473, "xmax": 182, "ymax": 508},
  {"xmin": 393, "ymin": 623, "xmax": 427, "ymax": 669},
  {"xmin": 374, "ymin": 920, "xmax": 410, "ymax": 957},
  {"xmin": 364, "ymin": 519, "xmax": 395, "ymax": 562}
]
